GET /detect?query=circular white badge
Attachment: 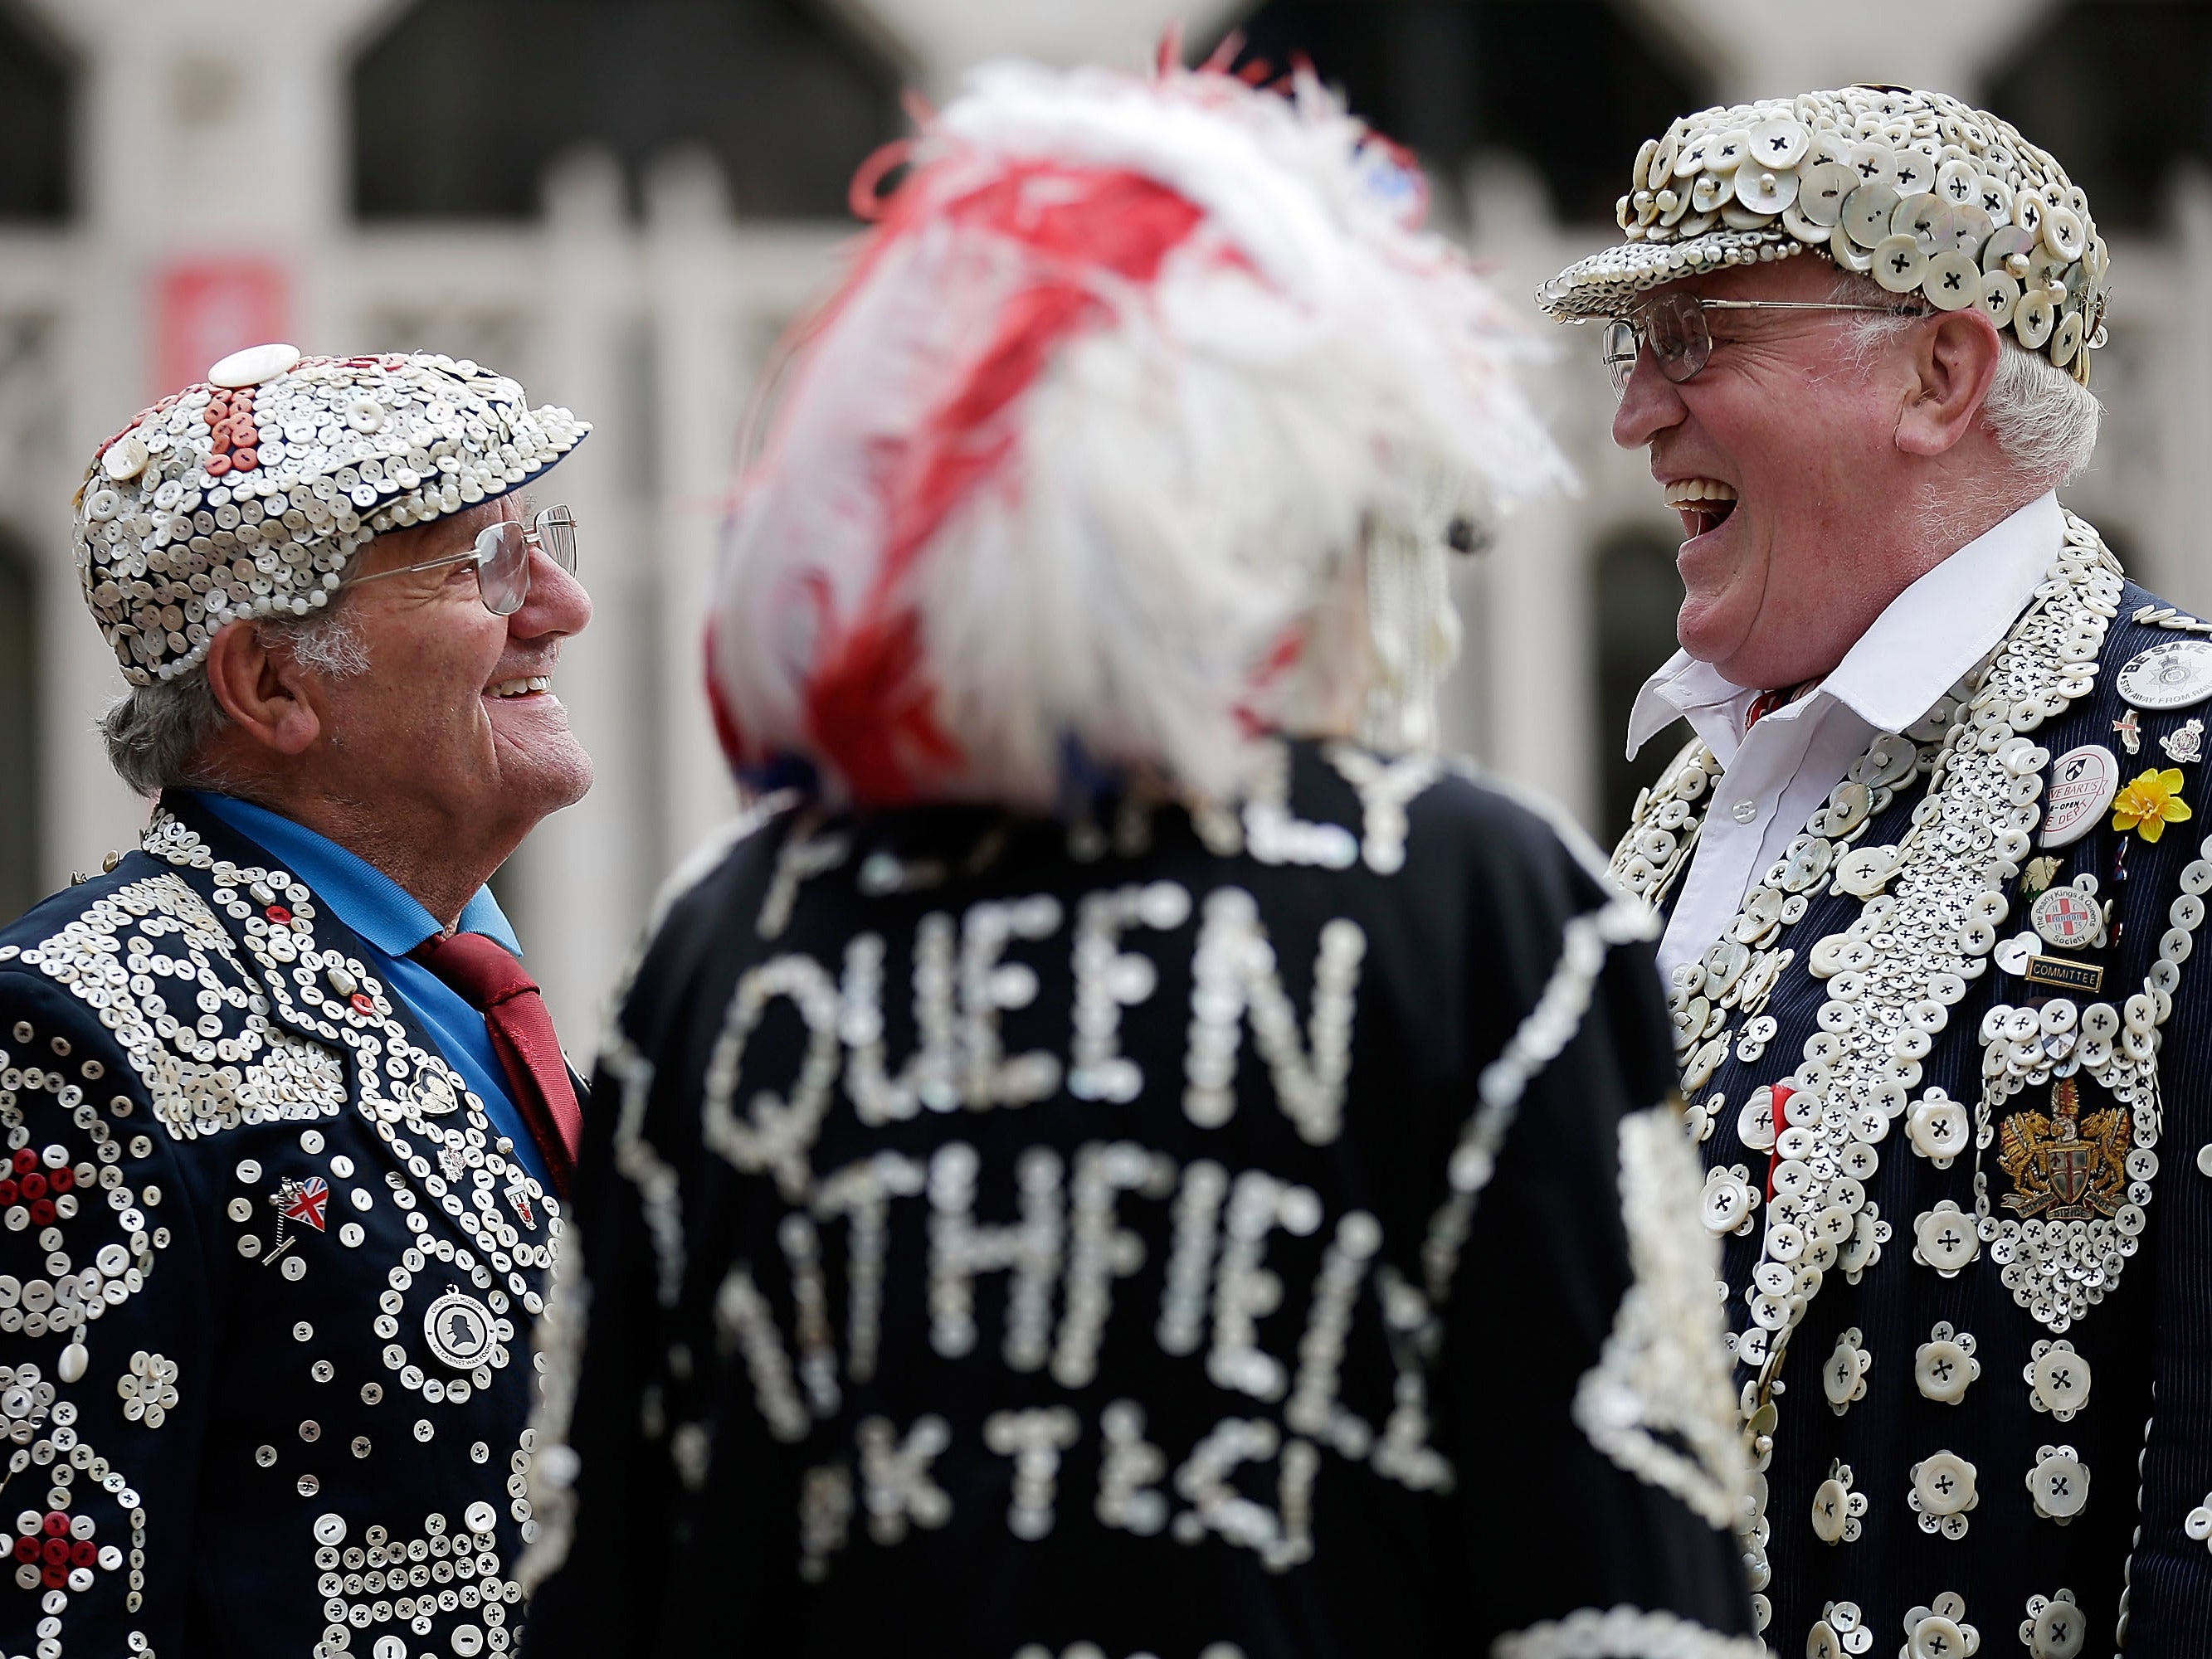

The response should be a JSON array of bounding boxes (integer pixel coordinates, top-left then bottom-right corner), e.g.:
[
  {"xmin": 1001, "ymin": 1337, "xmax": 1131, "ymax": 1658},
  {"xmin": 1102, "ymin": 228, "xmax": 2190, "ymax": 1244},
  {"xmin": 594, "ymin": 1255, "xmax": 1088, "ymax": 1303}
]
[
  {"xmin": 2117, "ymin": 639, "xmax": 2212, "ymax": 710},
  {"xmin": 423, "ymin": 1289, "xmax": 496, "ymax": 1370},
  {"xmin": 2030, "ymin": 887, "xmax": 2101, "ymax": 951},
  {"xmin": 2041, "ymin": 744, "xmax": 2121, "ymax": 847}
]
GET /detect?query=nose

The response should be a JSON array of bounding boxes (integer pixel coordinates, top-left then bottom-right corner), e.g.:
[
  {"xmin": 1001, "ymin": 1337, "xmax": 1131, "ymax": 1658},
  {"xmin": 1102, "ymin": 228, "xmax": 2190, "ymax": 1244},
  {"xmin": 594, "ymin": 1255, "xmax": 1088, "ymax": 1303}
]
[
  {"xmin": 509, "ymin": 545, "xmax": 592, "ymax": 641},
  {"xmin": 1610, "ymin": 346, "xmax": 1688, "ymax": 450}
]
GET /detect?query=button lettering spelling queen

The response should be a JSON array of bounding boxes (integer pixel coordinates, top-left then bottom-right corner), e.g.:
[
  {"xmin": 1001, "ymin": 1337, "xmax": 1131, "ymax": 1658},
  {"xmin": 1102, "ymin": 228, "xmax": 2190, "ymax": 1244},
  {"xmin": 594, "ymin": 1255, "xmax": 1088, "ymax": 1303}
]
[{"xmin": 2041, "ymin": 743, "xmax": 2121, "ymax": 848}]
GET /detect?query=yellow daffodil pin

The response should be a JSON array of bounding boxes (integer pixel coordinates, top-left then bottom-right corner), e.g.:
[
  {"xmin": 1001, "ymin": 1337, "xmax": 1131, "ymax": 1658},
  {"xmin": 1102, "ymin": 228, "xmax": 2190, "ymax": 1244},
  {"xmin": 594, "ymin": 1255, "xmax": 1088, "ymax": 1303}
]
[{"xmin": 2112, "ymin": 766, "xmax": 2193, "ymax": 843}]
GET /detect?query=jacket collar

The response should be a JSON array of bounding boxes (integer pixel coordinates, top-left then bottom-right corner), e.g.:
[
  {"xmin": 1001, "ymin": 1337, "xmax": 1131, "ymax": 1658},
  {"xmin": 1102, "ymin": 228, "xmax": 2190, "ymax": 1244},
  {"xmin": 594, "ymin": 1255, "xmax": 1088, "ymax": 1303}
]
[{"xmin": 139, "ymin": 791, "xmax": 446, "ymax": 1063}]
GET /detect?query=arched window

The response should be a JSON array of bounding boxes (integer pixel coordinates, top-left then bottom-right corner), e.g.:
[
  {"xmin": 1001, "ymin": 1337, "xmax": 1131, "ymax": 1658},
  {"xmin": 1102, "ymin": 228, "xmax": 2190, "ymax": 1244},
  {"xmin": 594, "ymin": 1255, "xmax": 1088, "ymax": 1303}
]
[
  {"xmin": 350, "ymin": 0, "xmax": 904, "ymax": 220},
  {"xmin": 0, "ymin": 530, "xmax": 39, "ymax": 922},
  {"xmin": 1201, "ymin": 0, "xmax": 1708, "ymax": 222},
  {"xmin": 0, "ymin": 1, "xmax": 71, "ymax": 221},
  {"xmin": 1593, "ymin": 527, "xmax": 1684, "ymax": 835}
]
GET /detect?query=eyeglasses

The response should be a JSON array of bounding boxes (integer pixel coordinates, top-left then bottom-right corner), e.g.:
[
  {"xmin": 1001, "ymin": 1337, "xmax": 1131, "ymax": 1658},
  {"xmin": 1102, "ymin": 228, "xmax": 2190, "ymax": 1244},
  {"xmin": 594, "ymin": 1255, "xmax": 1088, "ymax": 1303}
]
[
  {"xmin": 1601, "ymin": 293, "xmax": 1918, "ymax": 397},
  {"xmin": 343, "ymin": 504, "xmax": 579, "ymax": 616}
]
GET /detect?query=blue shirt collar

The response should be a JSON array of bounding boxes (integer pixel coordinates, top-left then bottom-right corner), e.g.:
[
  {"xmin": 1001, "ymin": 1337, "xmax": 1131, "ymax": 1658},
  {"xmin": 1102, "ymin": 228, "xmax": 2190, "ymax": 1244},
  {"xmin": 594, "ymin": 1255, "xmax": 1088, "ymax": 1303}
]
[{"xmin": 184, "ymin": 791, "xmax": 522, "ymax": 957}]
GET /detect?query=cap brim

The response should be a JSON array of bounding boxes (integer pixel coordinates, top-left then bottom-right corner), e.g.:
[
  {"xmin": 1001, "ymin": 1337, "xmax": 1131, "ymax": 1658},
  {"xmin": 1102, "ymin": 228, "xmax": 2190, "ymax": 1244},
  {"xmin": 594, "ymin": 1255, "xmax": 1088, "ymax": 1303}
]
[{"xmin": 1538, "ymin": 226, "xmax": 1814, "ymax": 320}]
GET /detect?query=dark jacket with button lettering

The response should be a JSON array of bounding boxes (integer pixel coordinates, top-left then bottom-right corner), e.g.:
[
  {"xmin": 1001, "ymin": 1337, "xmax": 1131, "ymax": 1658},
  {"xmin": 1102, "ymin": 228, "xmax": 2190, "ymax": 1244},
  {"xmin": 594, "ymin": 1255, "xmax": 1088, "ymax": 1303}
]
[
  {"xmin": 522, "ymin": 740, "xmax": 1757, "ymax": 1659},
  {"xmin": 0, "ymin": 794, "xmax": 559, "ymax": 1659},
  {"xmin": 1633, "ymin": 555, "xmax": 2212, "ymax": 1657}
]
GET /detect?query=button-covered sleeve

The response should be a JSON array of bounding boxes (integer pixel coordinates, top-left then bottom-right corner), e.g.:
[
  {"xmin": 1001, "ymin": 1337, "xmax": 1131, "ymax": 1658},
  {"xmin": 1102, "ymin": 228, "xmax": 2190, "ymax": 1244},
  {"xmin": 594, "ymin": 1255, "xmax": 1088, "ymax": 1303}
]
[
  {"xmin": 0, "ymin": 969, "xmax": 211, "ymax": 1659},
  {"xmin": 1426, "ymin": 870, "xmax": 1760, "ymax": 1653}
]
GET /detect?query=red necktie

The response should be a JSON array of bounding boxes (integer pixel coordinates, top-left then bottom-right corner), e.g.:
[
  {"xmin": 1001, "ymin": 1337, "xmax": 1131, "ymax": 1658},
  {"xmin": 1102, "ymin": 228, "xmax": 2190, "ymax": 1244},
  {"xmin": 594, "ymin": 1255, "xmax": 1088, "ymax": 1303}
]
[{"xmin": 408, "ymin": 932, "xmax": 582, "ymax": 1194}]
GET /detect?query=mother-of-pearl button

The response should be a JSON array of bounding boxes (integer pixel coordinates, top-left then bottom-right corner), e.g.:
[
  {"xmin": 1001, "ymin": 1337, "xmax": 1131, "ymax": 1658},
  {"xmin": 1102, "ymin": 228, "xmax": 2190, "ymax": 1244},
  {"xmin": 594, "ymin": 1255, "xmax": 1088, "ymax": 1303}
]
[
  {"xmin": 2028, "ymin": 1340, "xmax": 2092, "ymax": 1417},
  {"xmin": 208, "ymin": 342, "xmax": 302, "ymax": 388},
  {"xmin": 2026, "ymin": 1446, "xmax": 2089, "ymax": 1519},
  {"xmin": 1912, "ymin": 1450, "xmax": 1977, "ymax": 1515},
  {"xmin": 1914, "ymin": 1322, "xmax": 1980, "ymax": 1403},
  {"xmin": 2031, "ymin": 1598, "xmax": 2086, "ymax": 1659}
]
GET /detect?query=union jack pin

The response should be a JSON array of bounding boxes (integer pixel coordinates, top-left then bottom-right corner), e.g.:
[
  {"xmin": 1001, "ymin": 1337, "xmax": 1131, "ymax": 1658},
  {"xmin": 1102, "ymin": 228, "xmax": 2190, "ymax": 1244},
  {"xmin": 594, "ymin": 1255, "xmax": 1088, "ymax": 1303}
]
[{"xmin": 274, "ymin": 1175, "xmax": 329, "ymax": 1233}]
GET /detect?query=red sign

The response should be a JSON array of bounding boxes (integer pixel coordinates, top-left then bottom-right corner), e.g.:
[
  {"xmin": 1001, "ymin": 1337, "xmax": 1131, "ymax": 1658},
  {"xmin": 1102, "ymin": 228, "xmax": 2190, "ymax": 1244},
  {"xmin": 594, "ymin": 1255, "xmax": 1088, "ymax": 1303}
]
[{"xmin": 155, "ymin": 259, "xmax": 289, "ymax": 395}]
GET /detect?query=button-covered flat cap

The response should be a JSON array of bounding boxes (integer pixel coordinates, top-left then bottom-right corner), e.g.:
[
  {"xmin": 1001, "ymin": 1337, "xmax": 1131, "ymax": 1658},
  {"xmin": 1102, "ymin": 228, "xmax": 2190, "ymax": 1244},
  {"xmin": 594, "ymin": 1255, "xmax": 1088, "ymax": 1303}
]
[
  {"xmin": 1539, "ymin": 85, "xmax": 2108, "ymax": 385},
  {"xmin": 76, "ymin": 347, "xmax": 589, "ymax": 684}
]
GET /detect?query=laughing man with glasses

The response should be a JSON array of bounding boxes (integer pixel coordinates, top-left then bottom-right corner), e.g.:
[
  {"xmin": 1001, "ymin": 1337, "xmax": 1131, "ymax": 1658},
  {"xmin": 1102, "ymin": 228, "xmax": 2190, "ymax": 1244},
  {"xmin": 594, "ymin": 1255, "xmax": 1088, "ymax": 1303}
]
[{"xmin": 1538, "ymin": 86, "xmax": 2212, "ymax": 1659}]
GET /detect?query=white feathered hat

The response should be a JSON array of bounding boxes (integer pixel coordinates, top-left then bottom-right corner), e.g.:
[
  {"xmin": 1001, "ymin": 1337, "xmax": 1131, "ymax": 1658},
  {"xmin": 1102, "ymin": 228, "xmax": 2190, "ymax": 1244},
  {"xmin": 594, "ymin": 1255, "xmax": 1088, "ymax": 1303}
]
[{"xmin": 707, "ymin": 52, "xmax": 1567, "ymax": 809}]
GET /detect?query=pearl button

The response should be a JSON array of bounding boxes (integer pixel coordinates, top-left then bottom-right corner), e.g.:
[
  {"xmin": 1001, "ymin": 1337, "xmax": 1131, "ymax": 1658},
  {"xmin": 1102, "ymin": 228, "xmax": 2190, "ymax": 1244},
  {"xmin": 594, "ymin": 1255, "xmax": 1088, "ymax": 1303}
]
[{"xmin": 1732, "ymin": 799, "xmax": 1758, "ymax": 824}]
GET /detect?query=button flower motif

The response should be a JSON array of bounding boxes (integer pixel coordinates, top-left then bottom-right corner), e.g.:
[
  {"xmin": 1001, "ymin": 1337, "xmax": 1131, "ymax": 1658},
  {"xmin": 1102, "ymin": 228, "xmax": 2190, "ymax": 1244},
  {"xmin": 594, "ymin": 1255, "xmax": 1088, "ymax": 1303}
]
[
  {"xmin": 9, "ymin": 1509, "xmax": 118, "ymax": 1593},
  {"xmin": 117, "ymin": 1349, "xmax": 179, "ymax": 1427},
  {"xmin": 2020, "ymin": 1590, "xmax": 2085, "ymax": 1659},
  {"xmin": 2111, "ymin": 766, "xmax": 2191, "ymax": 842},
  {"xmin": 1901, "ymin": 1593, "xmax": 1978, "ymax": 1659},
  {"xmin": 1909, "ymin": 1451, "xmax": 1980, "ymax": 1538}
]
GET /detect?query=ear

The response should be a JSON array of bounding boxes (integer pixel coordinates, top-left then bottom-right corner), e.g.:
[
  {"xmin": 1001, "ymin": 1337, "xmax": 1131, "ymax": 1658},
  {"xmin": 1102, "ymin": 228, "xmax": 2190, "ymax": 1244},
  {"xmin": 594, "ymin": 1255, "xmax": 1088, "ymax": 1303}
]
[
  {"xmin": 1895, "ymin": 305, "xmax": 2004, "ymax": 458},
  {"xmin": 202, "ymin": 617, "xmax": 325, "ymax": 757}
]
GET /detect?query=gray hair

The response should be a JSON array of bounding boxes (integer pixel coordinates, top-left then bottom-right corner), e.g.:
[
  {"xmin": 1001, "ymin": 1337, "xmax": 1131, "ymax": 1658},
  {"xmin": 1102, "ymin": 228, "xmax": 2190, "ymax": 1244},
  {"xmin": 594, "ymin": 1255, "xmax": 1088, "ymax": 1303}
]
[
  {"xmin": 100, "ymin": 600, "xmax": 371, "ymax": 798},
  {"xmin": 1827, "ymin": 269, "xmax": 2101, "ymax": 487}
]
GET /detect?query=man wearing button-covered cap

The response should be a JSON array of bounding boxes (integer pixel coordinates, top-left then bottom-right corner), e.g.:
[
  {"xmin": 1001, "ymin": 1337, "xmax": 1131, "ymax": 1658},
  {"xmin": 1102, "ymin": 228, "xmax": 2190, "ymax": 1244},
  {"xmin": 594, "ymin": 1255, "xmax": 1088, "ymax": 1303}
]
[
  {"xmin": 1550, "ymin": 85, "xmax": 2212, "ymax": 1654},
  {"xmin": 519, "ymin": 55, "xmax": 1755, "ymax": 1659},
  {"xmin": 0, "ymin": 345, "xmax": 594, "ymax": 1658}
]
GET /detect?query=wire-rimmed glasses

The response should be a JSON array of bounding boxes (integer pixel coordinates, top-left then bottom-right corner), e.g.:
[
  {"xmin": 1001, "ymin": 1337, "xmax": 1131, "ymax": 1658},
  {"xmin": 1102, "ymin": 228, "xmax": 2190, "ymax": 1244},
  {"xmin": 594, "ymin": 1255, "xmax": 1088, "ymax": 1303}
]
[
  {"xmin": 344, "ymin": 504, "xmax": 579, "ymax": 616},
  {"xmin": 1601, "ymin": 292, "xmax": 1918, "ymax": 397}
]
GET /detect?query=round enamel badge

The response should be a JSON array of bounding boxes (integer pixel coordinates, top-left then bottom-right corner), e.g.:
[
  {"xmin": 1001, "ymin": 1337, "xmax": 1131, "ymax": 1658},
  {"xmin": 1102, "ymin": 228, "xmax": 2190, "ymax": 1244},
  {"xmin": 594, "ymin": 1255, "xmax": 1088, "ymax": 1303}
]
[
  {"xmin": 2030, "ymin": 887, "xmax": 2100, "ymax": 951},
  {"xmin": 2117, "ymin": 640, "xmax": 2212, "ymax": 710},
  {"xmin": 2040, "ymin": 744, "xmax": 2120, "ymax": 848},
  {"xmin": 423, "ymin": 1288, "xmax": 496, "ymax": 1370}
]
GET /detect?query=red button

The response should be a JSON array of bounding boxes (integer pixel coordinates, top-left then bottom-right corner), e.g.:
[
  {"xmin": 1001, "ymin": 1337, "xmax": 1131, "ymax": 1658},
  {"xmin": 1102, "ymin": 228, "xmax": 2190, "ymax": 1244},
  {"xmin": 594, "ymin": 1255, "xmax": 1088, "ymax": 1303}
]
[
  {"xmin": 40, "ymin": 1563, "xmax": 64, "ymax": 1589},
  {"xmin": 40, "ymin": 1514, "xmax": 67, "ymax": 1538},
  {"xmin": 11, "ymin": 1150, "xmax": 36, "ymax": 1176},
  {"xmin": 69, "ymin": 1540, "xmax": 95, "ymax": 1568},
  {"xmin": 231, "ymin": 448, "xmax": 259, "ymax": 471},
  {"xmin": 0, "ymin": 1181, "xmax": 20, "ymax": 1207},
  {"xmin": 350, "ymin": 993, "xmax": 375, "ymax": 1015},
  {"xmin": 47, "ymin": 1167, "xmax": 72, "ymax": 1194},
  {"xmin": 18, "ymin": 1173, "xmax": 46, "ymax": 1201},
  {"xmin": 12, "ymin": 1535, "xmax": 37, "ymax": 1563},
  {"xmin": 265, "ymin": 904, "xmax": 292, "ymax": 925},
  {"xmin": 40, "ymin": 1537, "xmax": 67, "ymax": 1566},
  {"xmin": 206, "ymin": 455, "xmax": 232, "ymax": 476},
  {"xmin": 28, "ymin": 1200, "xmax": 54, "ymax": 1227}
]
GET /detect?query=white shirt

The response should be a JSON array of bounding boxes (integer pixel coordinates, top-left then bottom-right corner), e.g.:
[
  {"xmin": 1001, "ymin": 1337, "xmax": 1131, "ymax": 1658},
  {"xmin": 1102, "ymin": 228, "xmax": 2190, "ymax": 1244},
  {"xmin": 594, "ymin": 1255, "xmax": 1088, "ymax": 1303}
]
[{"xmin": 1627, "ymin": 492, "xmax": 2065, "ymax": 980}]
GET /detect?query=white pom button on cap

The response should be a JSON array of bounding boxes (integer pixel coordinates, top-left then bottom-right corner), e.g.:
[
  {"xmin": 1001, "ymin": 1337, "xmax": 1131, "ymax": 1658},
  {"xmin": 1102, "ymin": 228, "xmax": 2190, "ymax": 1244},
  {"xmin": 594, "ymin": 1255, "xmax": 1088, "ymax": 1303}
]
[{"xmin": 207, "ymin": 342, "xmax": 301, "ymax": 388}]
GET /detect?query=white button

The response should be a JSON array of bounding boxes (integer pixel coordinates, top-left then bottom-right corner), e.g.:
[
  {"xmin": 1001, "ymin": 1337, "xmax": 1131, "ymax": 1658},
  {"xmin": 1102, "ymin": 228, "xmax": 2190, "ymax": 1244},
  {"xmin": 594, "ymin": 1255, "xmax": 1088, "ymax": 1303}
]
[
  {"xmin": 1750, "ymin": 116, "xmax": 1809, "ymax": 170},
  {"xmin": 1732, "ymin": 166, "xmax": 1797, "ymax": 215},
  {"xmin": 1732, "ymin": 799, "xmax": 1758, "ymax": 824},
  {"xmin": 1810, "ymin": 1480, "xmax": 1850, "ymax": 1543},
  {"xmin": 1796, "ymin": 160, "xmax": 1859, "ymax": 227},
  {"xmin": 207, "ymin": 342, "xmax": 302, "ymax": 388},
  {"xmin": 1846, "ymin": 141, "xmax": 1899, "ymax": 190},
  {"xmin": 313, "ymin": 1512, "xmax": 345, "ymax": 1545},
  {"xmin": 1907, "ymin": 1097, "xmax": 1971, "ymax": 1161},
  {"xmin": 1914, "ymin": 1335, "xmax": 1976, "ymax": 1403},
  {"xmin": 465, "ymin": 1500, "xmax": 499, "ymax": 1535},
  {"xmin": 1913, "ymin": 1450, "xmax": 1977, "ymax": 1515},
  {"xmin": 1806, "ymin": 1618, "xmax": 1843, "ymax": 1659},
  {"xmin": 2031, "ymin": 1343, "xmax": 2093, "ymax": 1415},
  {"xmin": 1914, "ymin": 1202, "xmax": 1979, "ymax": 1273},
  {"xmin": 1844, "ymin": 182, "xmax": 1903, "ymax": 248},
  {"xmin": 2032, "ymin": 1600, "xmax": 2087, "ymax": 1659},
  {"xmin": 1873, "ymin": 234, "xmax": 1927, "ymax": 293},
  {"xmin": 1910, "ymin": 1616, "xmax": 1967, "ymax": 1659},
  {"xmin": 2027, "ymin": 1448, "xmax": 2089, "ymax": 1518},
  {"xmin": 102, "ymin": 435, "xmax": 149, "ymax": 481},
  {"xmin": 1923, "ymin": 251, "xmax": 1981, "ymax": 311}
]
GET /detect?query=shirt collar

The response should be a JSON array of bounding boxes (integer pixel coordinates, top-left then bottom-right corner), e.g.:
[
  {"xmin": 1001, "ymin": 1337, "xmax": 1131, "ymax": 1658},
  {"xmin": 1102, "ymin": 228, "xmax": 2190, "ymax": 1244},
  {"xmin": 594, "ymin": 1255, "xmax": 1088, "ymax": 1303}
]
[
  {"xmin": 184, "ymin": 791, "xmax": 522, "ymax": 959},
  {"xmin": 1626, "ymin": 491, "xmax": 2063, "ymax": 758}
]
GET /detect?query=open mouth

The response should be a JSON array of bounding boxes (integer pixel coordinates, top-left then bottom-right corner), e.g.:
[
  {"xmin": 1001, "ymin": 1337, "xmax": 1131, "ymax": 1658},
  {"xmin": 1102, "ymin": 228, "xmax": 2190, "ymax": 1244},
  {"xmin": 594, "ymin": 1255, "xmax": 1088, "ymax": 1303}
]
[
  {"xmin": 487, "ymin": 676, "xmax": 552, "ymax": 699},
  {"xmin": 1664, "ymin": 477, "xmax": 1738, "ymax": 541}
]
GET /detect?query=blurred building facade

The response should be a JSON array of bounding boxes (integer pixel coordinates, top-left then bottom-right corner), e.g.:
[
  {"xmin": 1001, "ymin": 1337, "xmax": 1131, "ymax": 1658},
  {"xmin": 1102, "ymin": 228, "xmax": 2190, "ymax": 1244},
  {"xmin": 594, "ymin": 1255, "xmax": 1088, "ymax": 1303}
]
[{"xmin": 2, "ymin": 0, "xmax": 2210, "ymax": 1043}]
